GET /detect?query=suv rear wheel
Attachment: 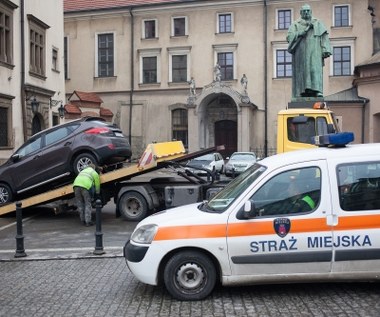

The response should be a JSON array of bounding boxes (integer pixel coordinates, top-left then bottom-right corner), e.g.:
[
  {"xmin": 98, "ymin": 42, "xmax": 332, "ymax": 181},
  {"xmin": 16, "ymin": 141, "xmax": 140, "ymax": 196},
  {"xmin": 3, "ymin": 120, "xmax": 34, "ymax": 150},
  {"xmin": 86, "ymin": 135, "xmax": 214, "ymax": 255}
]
[{"xmin": 73, "ymin": 153, "xmax": 97, "ymax": 174}]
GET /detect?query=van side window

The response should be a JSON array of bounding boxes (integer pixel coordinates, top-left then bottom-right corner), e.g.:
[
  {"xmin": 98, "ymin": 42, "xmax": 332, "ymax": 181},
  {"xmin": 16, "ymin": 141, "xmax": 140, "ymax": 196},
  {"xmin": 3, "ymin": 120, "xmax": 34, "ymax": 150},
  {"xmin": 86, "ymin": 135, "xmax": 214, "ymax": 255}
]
[
  {"xmin": 338, "ymin": 162, "xmax": 380, "ymax": 211},
  {"xmin": 250, "ymin": 167, "xmax": 321, "ymax": 217}
]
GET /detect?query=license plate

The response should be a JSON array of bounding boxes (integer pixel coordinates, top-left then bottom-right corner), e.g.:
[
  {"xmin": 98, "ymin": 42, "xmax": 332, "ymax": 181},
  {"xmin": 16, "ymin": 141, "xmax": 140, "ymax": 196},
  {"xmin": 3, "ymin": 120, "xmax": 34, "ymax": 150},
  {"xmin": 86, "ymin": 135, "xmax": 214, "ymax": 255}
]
[{"xmin": 115, "ymin": 132, "xmax": 124, "ymax": 137}]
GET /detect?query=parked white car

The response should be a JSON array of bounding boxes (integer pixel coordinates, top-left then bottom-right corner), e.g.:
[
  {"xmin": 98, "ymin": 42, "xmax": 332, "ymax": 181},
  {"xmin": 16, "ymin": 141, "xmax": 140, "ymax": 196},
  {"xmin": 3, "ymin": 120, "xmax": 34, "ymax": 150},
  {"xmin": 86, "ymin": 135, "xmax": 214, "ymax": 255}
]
[
  {"xmin": 224, "ymin": 152, "xmax": 257, "ymax": 177},
  {"xmin": 185, "ymin": 152, "xmax": 225, "ymax": 175}
]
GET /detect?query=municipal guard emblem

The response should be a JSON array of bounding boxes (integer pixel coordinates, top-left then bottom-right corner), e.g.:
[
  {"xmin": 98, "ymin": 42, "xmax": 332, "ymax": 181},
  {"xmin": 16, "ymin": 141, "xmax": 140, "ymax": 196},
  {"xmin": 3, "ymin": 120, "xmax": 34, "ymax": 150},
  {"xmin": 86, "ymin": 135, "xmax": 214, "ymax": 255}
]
[{"xmin": 274, "ymin": 218, "xmax": 291, "ymax": 238}]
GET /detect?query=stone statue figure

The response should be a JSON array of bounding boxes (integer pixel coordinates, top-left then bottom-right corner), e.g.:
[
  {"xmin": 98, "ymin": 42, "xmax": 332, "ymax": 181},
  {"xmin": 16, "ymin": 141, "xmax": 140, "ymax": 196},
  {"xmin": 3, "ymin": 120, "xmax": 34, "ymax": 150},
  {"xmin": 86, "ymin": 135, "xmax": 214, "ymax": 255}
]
[
  {"xmin": 287, "ymin": 4, "xmax": 331, "ymax": 99},
  {"xmin": 189, "ymin": 77, "xmax": 196, "ymax": 95},
  {"xmin": 240, "ymin": 74, "xmax": 248, "ymax": 93},
  {"xmin": 214, "ymin": 63, "xmax": 221, "ymax": 82}
]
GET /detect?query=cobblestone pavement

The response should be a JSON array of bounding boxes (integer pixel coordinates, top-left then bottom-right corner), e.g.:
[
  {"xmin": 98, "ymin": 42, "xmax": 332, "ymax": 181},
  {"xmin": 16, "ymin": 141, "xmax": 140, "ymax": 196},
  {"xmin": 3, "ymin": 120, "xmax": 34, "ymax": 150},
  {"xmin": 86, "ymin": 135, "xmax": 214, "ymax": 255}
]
[
  {"xmin": 1, "ymin": 203, "xmax": 380, "ymax": 316},
  {"xmin": 1, "ymin": 257, "xmax": 380, "ymax": 317}
]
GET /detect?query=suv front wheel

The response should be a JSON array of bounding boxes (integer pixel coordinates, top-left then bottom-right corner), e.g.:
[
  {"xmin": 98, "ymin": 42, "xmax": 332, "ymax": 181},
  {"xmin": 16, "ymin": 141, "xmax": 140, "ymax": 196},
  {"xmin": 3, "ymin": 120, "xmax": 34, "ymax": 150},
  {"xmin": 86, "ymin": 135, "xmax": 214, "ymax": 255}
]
[{"xmin": 0, "ymin": 183, "xmax": 13, "ymax": 205}]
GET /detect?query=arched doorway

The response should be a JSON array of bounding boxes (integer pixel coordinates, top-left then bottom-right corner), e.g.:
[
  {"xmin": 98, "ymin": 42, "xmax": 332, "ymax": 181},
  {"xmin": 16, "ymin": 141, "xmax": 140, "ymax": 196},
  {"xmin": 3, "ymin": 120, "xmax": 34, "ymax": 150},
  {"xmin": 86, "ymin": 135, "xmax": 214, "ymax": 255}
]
[
  {"xmin": 196, "ymin": 93, "xmax": 238, "ymax": 157},
  {"xmin": 215, "ymin": 120, "xmax": 237, "ymax": 157},
  {"xmin": 32, "ymin": 115, "xmax": 42, "ymax": 135}
]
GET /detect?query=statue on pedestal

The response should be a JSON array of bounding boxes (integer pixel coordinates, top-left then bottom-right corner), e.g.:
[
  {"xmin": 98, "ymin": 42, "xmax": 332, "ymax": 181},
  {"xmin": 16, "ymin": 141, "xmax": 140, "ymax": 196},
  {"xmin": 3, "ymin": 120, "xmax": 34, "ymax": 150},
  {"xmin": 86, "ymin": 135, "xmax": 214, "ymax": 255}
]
[{"xmin": 287, "ymin": 4, "xmax": 331, "ymax": 99}]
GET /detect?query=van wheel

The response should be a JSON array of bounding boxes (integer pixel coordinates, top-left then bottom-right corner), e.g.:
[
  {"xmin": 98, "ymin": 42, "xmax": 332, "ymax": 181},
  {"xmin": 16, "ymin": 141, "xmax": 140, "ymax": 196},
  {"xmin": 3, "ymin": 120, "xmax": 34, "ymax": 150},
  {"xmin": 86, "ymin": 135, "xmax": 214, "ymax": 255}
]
[
  {"xmin": 73, "ymin": 153, "xmax": 97, "ymax": 174},
  {"xmin": 0, "ymin": 183, "xmax": 12, "ymax": 205},
  {"xmin": 118, "ymin": 192, "xmax": 148, "ymax": 221},
  {"xmin": 164, "ymin": 250, "xmax": 216, "ymax": 301}
]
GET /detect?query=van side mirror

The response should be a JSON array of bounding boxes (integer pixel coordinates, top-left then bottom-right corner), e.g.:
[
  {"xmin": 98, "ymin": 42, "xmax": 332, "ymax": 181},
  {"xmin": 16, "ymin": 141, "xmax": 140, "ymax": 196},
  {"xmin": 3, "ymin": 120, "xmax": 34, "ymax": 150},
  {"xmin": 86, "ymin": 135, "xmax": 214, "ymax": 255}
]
[{"xmin": 243, "ymin": 200, "xmax": 257, "ymax": 218}]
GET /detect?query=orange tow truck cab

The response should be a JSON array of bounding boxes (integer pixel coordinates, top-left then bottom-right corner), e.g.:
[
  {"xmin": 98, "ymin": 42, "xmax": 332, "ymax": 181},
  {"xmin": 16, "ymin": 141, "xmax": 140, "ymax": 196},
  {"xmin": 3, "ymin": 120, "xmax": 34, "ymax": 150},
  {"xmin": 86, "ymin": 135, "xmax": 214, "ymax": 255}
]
[{"xmin": 277, "ymin": 102, "xmax": 340, "ymax": 153}]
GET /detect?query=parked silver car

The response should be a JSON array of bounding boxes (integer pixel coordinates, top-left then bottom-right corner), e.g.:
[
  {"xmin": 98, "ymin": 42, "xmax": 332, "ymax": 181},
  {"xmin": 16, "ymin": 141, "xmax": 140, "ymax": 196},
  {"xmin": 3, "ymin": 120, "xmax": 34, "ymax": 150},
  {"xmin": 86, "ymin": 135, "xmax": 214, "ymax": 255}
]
[{"xmin": 224, "ymin": 152, "xmax": 257, "ymax": 177}]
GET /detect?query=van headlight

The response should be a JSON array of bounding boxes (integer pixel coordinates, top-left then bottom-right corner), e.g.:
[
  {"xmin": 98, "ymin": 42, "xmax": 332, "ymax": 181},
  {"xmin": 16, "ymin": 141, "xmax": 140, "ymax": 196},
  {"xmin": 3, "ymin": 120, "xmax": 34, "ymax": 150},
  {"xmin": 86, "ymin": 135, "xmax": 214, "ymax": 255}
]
[{"xmin": 131, "ymin": 224, "xmax": 158, "ymax": 244}]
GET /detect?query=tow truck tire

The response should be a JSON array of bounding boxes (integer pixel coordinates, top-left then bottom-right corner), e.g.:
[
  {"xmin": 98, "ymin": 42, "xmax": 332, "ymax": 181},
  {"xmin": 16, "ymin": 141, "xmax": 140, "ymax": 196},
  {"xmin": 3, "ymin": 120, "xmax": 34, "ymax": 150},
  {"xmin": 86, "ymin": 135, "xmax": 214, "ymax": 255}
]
[
  {"xmin": 118, "ymin": 191, "xmax": 148, "ymax": 221},
  {"xmin": 164, "ymin": 250, "xmax": 216, "ymax": 301},
  {"xmin": 73, "ymin": 153, "xmax": 97, "ymax": 174},
  {"xmin": 0, "ymin": 183, "xmax": 12, "ymax": 205}
]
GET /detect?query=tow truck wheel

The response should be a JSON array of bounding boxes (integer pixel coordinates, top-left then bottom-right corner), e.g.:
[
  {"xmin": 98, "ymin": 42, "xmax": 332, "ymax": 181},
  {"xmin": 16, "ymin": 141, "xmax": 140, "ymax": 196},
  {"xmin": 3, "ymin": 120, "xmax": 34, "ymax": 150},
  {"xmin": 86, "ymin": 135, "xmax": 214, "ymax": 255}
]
[
  {"xmin": 164, "ymin": 250, "xmax": 216, "ymax": 301},
  {"xmin": 0, "ymin": 183, "xmax": 12, "ymax": 205},
  {"xmin": 118, "ymin": 192, "xmax": 148, "ymax": 221}
]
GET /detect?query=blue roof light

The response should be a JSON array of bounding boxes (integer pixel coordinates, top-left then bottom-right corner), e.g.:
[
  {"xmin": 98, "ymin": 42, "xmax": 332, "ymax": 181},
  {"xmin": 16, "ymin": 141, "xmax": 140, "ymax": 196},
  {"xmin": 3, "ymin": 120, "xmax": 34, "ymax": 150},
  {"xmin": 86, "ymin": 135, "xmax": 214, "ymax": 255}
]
[{"xmin": 312, "ymin": 132, "xmax": 355, "ymax": 147}]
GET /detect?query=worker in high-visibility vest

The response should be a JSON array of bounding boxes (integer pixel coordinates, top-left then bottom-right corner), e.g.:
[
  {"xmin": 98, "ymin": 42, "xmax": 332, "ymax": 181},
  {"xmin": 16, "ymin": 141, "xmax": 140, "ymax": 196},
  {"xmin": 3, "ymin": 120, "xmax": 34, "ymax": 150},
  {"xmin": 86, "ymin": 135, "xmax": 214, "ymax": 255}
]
[{"xmin": 73, "ymin": 163, "xmax": 101, "ymax": 226}]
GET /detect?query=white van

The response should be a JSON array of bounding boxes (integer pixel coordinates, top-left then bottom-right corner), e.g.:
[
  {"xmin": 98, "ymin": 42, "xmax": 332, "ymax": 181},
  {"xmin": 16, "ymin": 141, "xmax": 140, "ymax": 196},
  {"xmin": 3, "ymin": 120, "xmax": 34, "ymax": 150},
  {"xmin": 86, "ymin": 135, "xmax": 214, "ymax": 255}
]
[{"xmin": 124, "ymin": 134, "xmax": 380, "ymax": 301}]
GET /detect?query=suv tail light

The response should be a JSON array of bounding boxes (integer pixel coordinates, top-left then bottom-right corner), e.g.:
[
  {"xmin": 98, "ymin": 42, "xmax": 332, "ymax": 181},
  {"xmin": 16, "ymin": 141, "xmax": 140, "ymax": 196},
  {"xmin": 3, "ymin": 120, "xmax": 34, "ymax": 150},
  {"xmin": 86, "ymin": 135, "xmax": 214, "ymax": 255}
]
[{"xmin": 85, "ymin": 127, "xmax": 112, "ymax": 135}]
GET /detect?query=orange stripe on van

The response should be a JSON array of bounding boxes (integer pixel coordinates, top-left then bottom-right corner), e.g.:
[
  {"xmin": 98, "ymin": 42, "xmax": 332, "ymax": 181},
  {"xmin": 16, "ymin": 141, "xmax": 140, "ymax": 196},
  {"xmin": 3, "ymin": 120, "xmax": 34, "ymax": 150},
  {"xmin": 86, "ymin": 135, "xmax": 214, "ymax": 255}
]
[
  {"xmin": 154, "ymin": 224, "xmax": 226, "ymax": 241},
  {"xmin": 153, "ymin": 214, "xmax": 380, "ymax": 241}
]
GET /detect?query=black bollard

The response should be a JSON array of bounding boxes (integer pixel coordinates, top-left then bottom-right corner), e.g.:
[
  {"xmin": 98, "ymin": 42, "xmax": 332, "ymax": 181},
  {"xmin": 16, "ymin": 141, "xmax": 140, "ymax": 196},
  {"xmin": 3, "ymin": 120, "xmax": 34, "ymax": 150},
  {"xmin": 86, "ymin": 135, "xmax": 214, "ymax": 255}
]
[
  {"xmin": 14, "ymin": 202, "xmax": 27, "ymax": 258},
  {"xmin": 93, "ymin": 199, "xmax": 105, "ymax": 255}
]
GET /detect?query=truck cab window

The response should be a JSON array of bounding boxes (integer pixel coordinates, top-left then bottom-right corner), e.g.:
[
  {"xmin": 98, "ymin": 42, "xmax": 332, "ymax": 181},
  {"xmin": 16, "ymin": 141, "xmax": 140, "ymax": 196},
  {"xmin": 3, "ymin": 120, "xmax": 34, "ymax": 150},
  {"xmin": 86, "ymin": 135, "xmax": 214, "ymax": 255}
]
[{"xmin": 287, "ymin": 117, "xmax": 316, "ymax": 144}]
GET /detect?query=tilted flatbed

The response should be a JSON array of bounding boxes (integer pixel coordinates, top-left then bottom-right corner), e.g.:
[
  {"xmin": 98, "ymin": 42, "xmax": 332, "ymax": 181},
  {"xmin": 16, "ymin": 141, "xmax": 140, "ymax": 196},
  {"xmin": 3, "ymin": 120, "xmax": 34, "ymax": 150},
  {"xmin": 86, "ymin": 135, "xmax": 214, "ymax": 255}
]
[{"xmin": 0, "ymin": 141, "xmax": 224, "ymax": 216}]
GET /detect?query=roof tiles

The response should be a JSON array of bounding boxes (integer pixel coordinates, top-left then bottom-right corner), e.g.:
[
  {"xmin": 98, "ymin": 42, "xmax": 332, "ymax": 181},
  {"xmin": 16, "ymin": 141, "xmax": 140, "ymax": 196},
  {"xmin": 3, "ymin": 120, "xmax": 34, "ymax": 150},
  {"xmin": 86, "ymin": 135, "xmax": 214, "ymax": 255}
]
[{"xmin": 64, "ymin": 0, "xmax": 190, "ymax": 12}]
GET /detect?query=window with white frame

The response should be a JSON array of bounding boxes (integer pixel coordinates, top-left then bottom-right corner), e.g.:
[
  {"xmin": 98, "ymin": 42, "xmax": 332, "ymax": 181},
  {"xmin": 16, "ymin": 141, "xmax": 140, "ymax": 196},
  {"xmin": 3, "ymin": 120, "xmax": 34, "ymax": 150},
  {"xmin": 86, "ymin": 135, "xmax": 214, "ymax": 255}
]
[
  {"xmin": 143, "ymin": 19, "xmax": 157, "ymax": 39},
  {"xmin": 214, "ymin": 44, "xmax": 237, "ymax": 80},
  {"xmin": 52, "ymin": 47, "xmax": 58, "ymax": 71},
  {"xmin": 276, "ymin": 49, "xmax": 292, "ymax": 77},
  {"xmin": 139, "ymin": 49, "xmax": 161, "ymax": 84},
  {"xmin": 277, "ymin": 9, "xmax": 292, "ymax": 30},
  {"xmin": 172, "ymin": 16, "xmax": 187, "ymax": 37},
  {"xmin": 0, "ymin": 1, "xmax": 16, "ymax": 66},
  {"xmin": 96, "ymin": 33, "xmax": 114, "ymax": 77},
  {"xmin": 333, "ymin": 46, "xmax": 351, "ymax": 76},
  {"xmin": 334, "ymin": 5, "xmax": 350, "ymax": 27},
  {"xmin": 217, "ymin": 13, "xmax": 233, "ymax": 33},
  {"xmin": 28, "ymin": 14, "xmax": 49, "ymax": 78},
  {"xmin": 168, "ymin": 47, "xmax": 190, "ymax": 83},
  {"xmin": 218, "ymin": 52, "xmax": 233, "ymax": 80}
]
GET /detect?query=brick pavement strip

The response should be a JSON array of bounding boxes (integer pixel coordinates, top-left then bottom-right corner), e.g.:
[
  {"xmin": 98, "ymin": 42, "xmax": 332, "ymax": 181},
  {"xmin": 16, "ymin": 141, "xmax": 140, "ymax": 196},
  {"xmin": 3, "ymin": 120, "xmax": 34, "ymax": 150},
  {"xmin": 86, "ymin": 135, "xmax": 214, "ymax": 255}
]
[{"xmin": 1, "ymin": 258, "xmax": 380, "ymax": 317}]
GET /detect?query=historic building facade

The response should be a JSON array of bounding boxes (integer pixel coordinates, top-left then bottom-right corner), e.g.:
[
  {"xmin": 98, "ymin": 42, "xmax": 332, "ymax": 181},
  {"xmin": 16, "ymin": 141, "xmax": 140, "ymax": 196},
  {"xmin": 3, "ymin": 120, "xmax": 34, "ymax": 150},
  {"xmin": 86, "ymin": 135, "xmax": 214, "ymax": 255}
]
[
  {"xmin": 64, "ymin": 0, "xmax": 379, "ymax": 158},
  {"xmin": 0, "ymin": 0, "xmax": 65, "ymax": 163}
]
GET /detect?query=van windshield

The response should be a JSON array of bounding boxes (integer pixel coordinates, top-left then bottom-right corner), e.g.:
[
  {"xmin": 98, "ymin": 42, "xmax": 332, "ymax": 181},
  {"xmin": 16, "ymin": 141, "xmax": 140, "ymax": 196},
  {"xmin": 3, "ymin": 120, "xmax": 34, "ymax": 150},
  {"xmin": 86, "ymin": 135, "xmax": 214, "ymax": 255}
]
[{"xmin": 200, "ymin": 164, "xmax": 266, "ymax": 213}]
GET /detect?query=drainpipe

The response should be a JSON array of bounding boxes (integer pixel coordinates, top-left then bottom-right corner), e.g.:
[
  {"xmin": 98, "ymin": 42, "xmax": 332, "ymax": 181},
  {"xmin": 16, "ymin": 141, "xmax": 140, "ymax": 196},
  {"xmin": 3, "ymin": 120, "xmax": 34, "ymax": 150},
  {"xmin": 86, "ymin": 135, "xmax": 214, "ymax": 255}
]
[
  {"xmin": 20, "ymin": 0, "xmax": 27, "ymax": 142},
  {"xmin": 361, "ymin": 99, "xmax": 368, "ymax": 143},
  {"xmin": 129, "ymin": 8, "xmax": 134, "ymax": 146},
  {"xmin": 263, "ymin": 0, "xmax": 268, "ymax": 157}
]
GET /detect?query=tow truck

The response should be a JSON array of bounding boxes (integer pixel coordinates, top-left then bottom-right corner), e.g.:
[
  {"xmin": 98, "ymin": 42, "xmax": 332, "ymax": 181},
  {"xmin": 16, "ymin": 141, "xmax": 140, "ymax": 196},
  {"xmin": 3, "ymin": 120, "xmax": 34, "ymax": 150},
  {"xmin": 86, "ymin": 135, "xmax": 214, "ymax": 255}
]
[
  {"xmin": 0, "ymin": 141, "xmax": 228, "ymax": 221},
  {"xmin": 277, "ymin": 101, "xmax": 340, "ymax": 153}
]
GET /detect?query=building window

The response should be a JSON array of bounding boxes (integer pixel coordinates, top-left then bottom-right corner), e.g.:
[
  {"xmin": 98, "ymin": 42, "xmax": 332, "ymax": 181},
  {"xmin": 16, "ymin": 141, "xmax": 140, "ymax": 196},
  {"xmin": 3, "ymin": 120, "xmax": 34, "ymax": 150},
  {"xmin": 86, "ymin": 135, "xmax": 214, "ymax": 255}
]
[
  {"xmin": 218, "ymin": 13, "xmax": 232, "ymax": 33},
  {"xmin": 277, "ymin": 9, "xmax": 291, "ymax": 30},
  {"xmin": 217, "ymin": 52, "xmax": 234, "ymax": 80},
  {"xmin": 0, "ymin": 1, "xmax": 16, "ymax": 66},
  {"xmin": 143, "ymin": 19, "xmax": 157, "ymax": 39},
  {"xmin": 97, "ymin": 33, "xmax": 114, "ymax": 77},
  {"xmin": 276, "ymin": 49, "xmax": 292, "ymax": 77},
  {"xmin": 334, "ymin": 5, "xmax": 349, "ymax": 27},
  {"xmin": 143, "ymin": 56, "xmax": 157, "ymax": 84},
  {"xmin": 52, "ymin": 47, "xmax": 58, "ymax": 71},
  {"xmin": 139, "ymin": 49, "xmax": 161, "ymax": 84},
  {"xmin": 28, "ymin": 15, "xmax": 49, "ymax": 77},
  {"xmin": 64, "ymin": 36, "xmax": 68, "ymax": 79},
  {"xmin": 168, "ymin": 47, "xmax": 191, "ymax": 83},
  {"xmin": 172, "ymin": 109, "xmax": 188, "ymax": 148},
  {"xmin": 172, "ymin": 55, "xmax": 187, "ymax": 82},
  {"xmin": 333, "ymin": 46, "xmax": 351, "ymax": 76},
  {"xmin": 172, "ymin": 17, "xmax": 187, "ymax": 36},
  {"xmin": 0, "ymin": 97, "xmax": 12, "ymax": 147}
]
